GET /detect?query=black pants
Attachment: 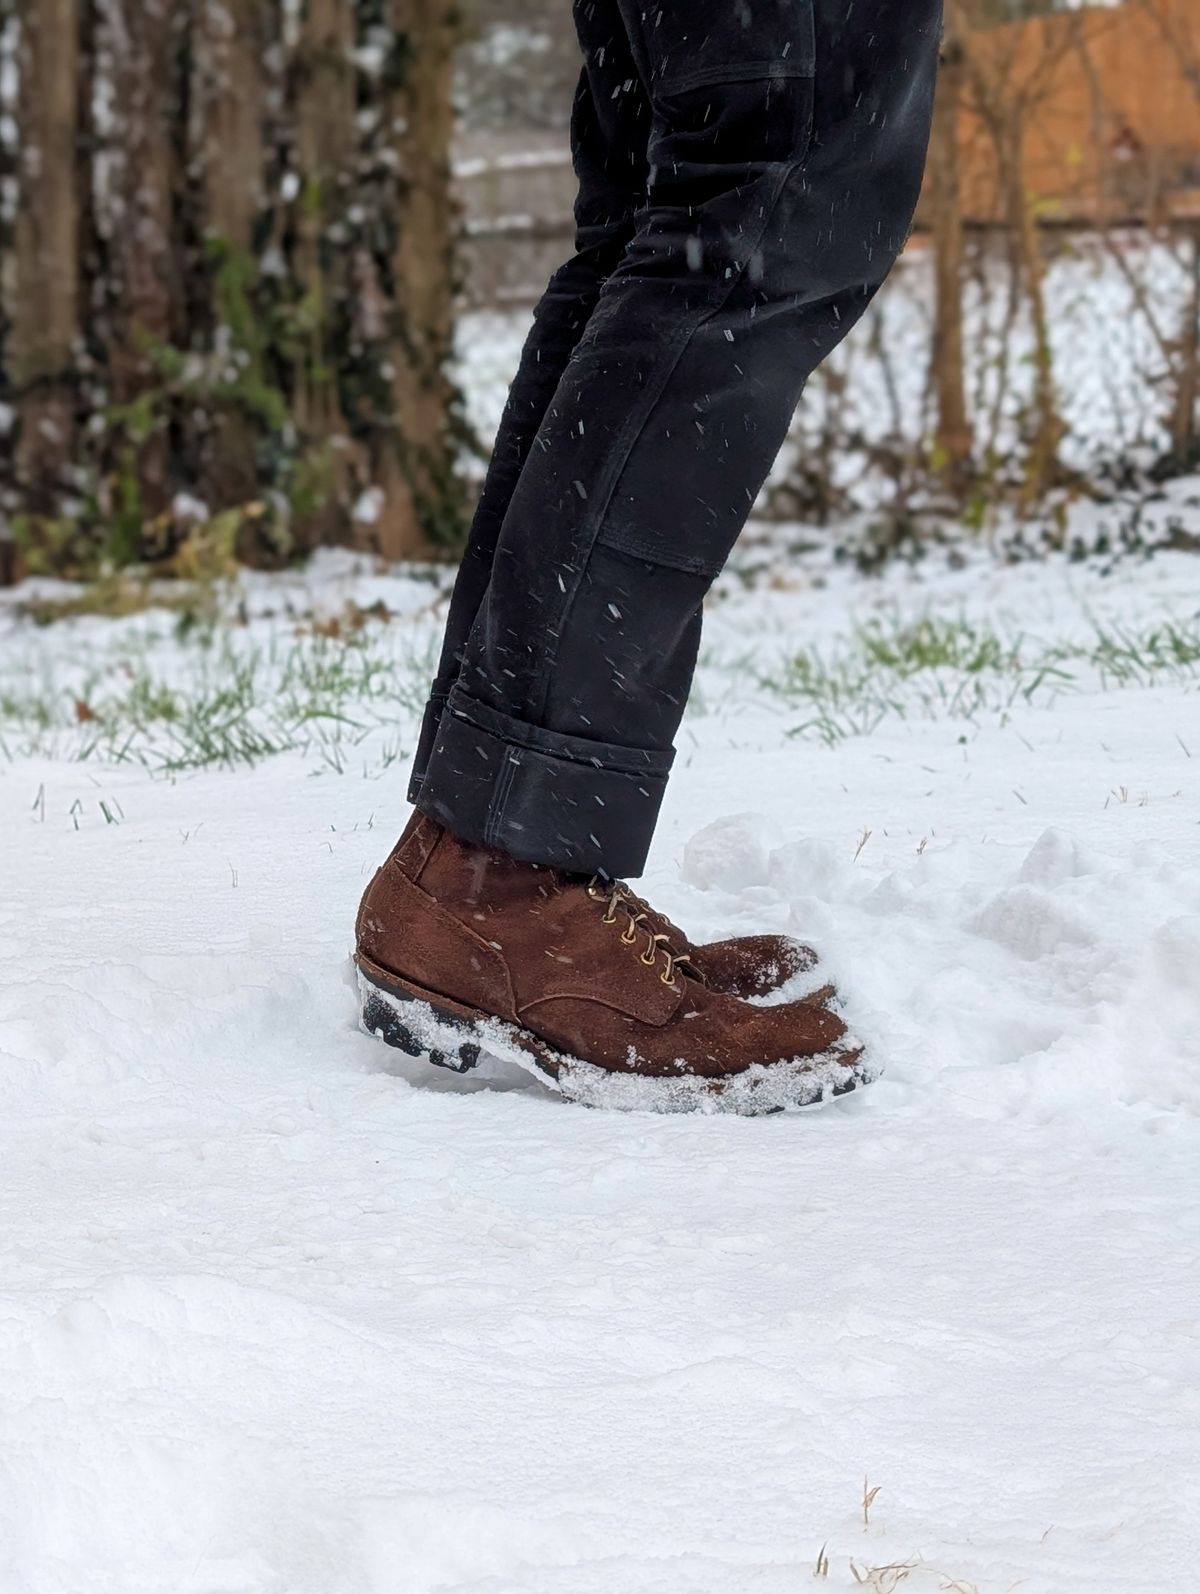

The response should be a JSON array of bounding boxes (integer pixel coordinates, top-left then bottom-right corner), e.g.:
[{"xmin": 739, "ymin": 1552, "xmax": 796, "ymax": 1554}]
[{"xmin": 411, "ymin": 0, "xmax": 941, "ymax": 878}]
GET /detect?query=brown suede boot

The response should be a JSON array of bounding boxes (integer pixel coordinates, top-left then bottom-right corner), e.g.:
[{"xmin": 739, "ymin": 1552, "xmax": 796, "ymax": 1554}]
[{"xmin": 354, "ymin": 815, "xmax": 873, "ymax": 1114}]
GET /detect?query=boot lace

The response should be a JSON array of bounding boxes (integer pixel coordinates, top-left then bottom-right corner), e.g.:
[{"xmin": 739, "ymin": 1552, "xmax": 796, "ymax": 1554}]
[{"xmin": 586, "ymin": 877, "xmax": 693, "ymax": 990}]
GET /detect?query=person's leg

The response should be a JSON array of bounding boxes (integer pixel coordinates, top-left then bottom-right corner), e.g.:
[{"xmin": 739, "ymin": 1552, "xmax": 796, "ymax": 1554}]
[
  {"xmin": 409, "ymin": 0, "xmax": 650, "ymax": 793},
  {"xmin": 417, "ymin": 0, "xmax": 943, "ymax": 879},
  {"xmin": 403, "ymin": 0, "xmax": 822, "ymax": 1007}
]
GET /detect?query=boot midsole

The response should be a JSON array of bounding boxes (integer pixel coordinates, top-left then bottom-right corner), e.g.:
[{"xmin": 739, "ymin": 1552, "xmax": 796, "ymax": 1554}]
[
  {"xmin": 355, "ymin": 953, "xmax": 564, "ymax": 1079},
  {"xmin": 354, "ymin": 953, "xmax": 871, "ymax": 1104},
  {"xmin": 356, "ymin": 955, "xmax": 873, "ymax": 1114}
]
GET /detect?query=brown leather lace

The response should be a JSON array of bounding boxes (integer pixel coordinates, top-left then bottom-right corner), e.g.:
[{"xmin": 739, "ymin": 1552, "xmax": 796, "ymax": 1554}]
[{"xmin": 586, "ymin": 878, "xmax": 693, "ymax": 989}]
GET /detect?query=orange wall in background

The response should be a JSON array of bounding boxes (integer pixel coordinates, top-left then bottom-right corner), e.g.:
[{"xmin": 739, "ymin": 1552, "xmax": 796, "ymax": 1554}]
[{"xmin": 953, "ymin": 0, "xmax": 1200, "ymax": 224}]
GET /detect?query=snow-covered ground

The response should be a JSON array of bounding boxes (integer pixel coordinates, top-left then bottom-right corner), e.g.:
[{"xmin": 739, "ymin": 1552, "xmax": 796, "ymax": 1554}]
[{"xmin": 2, "ymin": 529, "xmax": 1200, "ymax": 1592}]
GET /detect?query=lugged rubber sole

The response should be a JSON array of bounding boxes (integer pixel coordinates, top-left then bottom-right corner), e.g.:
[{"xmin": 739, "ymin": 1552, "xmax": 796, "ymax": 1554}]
[{"xmin": 355, "ymin": 955, "xmax": 877, "ymax": 1116}]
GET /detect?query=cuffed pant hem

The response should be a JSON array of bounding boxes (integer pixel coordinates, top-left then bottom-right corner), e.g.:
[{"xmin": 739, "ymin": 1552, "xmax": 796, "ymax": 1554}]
[{"xmin": 413, "ymin": 686, "xmax": 673, "ymax": 878}]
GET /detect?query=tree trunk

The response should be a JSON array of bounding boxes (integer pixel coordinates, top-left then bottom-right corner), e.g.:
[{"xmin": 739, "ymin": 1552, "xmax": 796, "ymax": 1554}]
[
  {"xmin": 376, "ymin": 0, "xmax": 465, "ymax": 560},
  {"xmin": 10, "ymin": 0, "xmax": 80, "ymax": 512},
  {"xmin": 1169, "ymin": 223, "xmax": 1200, "ymax": 465},
  {"xmin": 193, "ymin": 0, "xmax": 268, "ymax": 254},
  {"xmin": 1007, "ymin": 137, "xmax": 1063, "ymax": 505},
  {"xmin": 927, "ymin": 13, "xmax": 974, "ymax": 492},
  {"xmin": 966, "ymin": 31, "xmax": 1065, "ymax": 505},
  {"xmin": 291, "ymin": 0, "xmax": 355, "ymax": 439},
  {"xmin": 191, "ymin": 0, "xmax": 271, "ymax": 512},
  {"xmin": 961, "ymin": 0, "xmax": 1067, "ymax": 506},
  {"xmin": 96, "ymin": 0, "xmax": 182, "ymax": 520}
]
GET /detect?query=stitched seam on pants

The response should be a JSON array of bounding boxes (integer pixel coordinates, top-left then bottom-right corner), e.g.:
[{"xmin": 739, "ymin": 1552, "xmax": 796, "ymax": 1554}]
[
  {"xmin": 527, "ymin": 157, "xmax": 800, "ymax": 718},
  {"xmin": 541, "ymin": 310, "xmax": 699, "ymax": 697},
  {"xmin": 483, "ymin": 743, "xmax": 521, "ymax": 850}
]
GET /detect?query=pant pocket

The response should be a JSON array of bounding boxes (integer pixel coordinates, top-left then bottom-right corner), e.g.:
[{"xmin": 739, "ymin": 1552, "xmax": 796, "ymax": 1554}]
[
  {"xmin": 646, "ymin": 68, "xmax": 815, "ymax": 214},
  {"xmin": 646, "ymin": 0, "xmax": 816, "ymax": 91},
  {"xmin": 643, "ymin": 1, "xmax": 816, "ymax": 199}
]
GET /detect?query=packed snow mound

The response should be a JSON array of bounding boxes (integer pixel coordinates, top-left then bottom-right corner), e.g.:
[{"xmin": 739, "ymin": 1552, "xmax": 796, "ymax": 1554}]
[
  {"xmin": 681, "ymin": 811, "xmax": 785, "ymax": 890},
  {"xmin": 682, "ymin": 820, "xmax": 1200, "ymax": 1115}
]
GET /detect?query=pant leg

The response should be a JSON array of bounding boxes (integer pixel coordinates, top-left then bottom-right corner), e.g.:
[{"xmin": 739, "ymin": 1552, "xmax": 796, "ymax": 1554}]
[
  {"xmin": 419, "ymin": 0, "xmax": 943, "ymax": 879},
  {"xmin": 408, "ymin": 1, "xmax": 650, "ymax": 794}
]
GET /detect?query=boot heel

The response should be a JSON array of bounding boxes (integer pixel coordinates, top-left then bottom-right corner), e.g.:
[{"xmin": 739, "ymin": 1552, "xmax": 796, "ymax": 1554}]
[{"xmin": 357, "ymin": 965, "xmax": 484, "ymax": 1074}]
